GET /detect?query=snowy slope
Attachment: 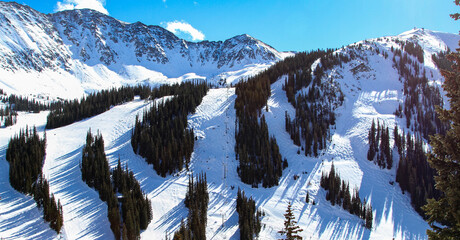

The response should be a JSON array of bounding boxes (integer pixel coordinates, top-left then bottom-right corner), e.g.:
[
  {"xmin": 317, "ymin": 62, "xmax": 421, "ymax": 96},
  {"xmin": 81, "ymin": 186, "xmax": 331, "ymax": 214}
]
[
  {"xmin": 0, "ymin": 24, "xmax": 458, "ymax": 240},
  {"xmin": 262, "ymin": 28, "xmax": 460, "ymax": 239},
  {"xmin": 0, "ymin": 111, "xmax": 57, "ymax": 240},
  {"xmin": 0, "ymin": 1, "xmax": 291, "ymax": 100}
]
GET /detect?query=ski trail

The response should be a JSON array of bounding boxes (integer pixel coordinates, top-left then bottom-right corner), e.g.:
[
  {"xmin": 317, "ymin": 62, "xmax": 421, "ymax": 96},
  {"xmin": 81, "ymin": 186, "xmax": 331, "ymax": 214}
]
[{"xmin": 0, "ymin": 112, "xmax": 57, "ymax": 240}]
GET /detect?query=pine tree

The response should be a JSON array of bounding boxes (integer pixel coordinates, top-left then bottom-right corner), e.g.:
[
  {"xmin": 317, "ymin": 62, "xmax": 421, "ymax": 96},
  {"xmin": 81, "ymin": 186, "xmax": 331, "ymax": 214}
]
[
  {"xmin": 423, "ymin": 3, "xmax": 460, "ymax": 238},
  {"xmin": 278, "ymin": 202, "xmax": 303, "ymax": 240},
  {"xmin": 237, "ymin": 189, "xmax": 262, "ymax": 240},
  {"xmin": 131, "ymin": 82, "xmax": 208, "ymax": 177},
  {"xmin": 175, "ymin": 173, "xmax": 208, "ymax": 240},
  {"xmin": 367, "ymin": 119, "xmax": 376, "ymax": 161},
  {"xmin": 365, "ymin": 204, "xmax": 373, "ymax": 229}
]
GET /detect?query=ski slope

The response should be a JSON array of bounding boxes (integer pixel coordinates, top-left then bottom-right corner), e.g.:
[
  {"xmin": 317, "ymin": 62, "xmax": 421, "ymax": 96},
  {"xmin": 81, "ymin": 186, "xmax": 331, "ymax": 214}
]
[
  {"xmin": 0, "ymin": 86, "xmax": 428, "ymax": 240},
  {"xmin": 0, "ymin": 29, "xmax": 458, "ymax": 239},
  {"xmin": 0, "ymin": 111, "xmax": 56, "ymax": 240}
]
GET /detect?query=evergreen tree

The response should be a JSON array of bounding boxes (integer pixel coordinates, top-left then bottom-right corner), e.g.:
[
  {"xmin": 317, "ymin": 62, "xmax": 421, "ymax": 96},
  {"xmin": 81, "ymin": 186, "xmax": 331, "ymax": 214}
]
[
  {"xmin": 173, "ymin": 219, "xmax": 192, "ymax": 240},
  {"xmin": 278, "ymin": 202, "xmax": 303, "ymax": 240},
  {"xmin": 236, "ymin": 189, "xmax": 262, "ymax": 240},
  {"xmin": 396, "ymin": 131, "xmax": 438, "ymax": 217},
  {"xmin": 423, "ymin": 3, "xmax": 460, "ymax": 238},
  {"xmin": 365, "ymin": 204, "xmax": 373, "ymax": 229},
  {"xmin": 46, "ymin": 85, "xmax": 150, "ymax": 129},
  {"xmin": 235, "ymin": 114, "xmax": 284, "ymax": 187},
  {"xmin": 234, "ymin": 51, "xmax": 345, "ymax": 187},
  {"xmin": 33, "ymin": 174, "xmax": 64, "ymax": 233},
  {"xmin": 367, "ymin": 120, "xmax": 376, "ymax": 161},
  {"xmin": 131, "ymin": 82, "xmax": 208, "ymax": 177},
  {"xmin": 6, "ymin": 126, "xmax": 46, "ymax": 194},
  {"xmin": 392, "ymin": 39, "xmax": 448, "ymax": 139},
  {"xmin": 80, "ymin": 130, "xmax": 121, "ymax": 239},
  {"xmin": 112, "ymin": 160, "xmax": 152, "ymax": 240},
  {"xmin": 5, "ymin": 126, "xmax": 63, "ymax": 233},
  {"xmin": 283, "ymin": 50, "xmax": 345, "ymax": 158},
  {"xmin": 367, "ymin": 120, "xmax": 393, "ymax": 169},
  {"xmin": 175, "ymin": 173, "xmax": 209, "ymax": 240},
  {"xmin": 320, "ymin": 164, "xmax": 371, "ymax": 228}
]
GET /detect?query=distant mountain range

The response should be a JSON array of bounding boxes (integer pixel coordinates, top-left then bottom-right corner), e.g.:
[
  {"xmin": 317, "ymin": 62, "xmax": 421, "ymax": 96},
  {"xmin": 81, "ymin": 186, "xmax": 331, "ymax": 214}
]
[{"xmin": 0, "ymin": 1, "xmax": 290, "ymax": 99}]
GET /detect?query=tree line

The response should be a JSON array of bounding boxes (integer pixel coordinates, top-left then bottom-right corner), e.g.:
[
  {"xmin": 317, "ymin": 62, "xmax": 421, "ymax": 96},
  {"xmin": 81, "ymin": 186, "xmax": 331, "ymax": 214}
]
[
  {"xmin": 113, "ymin": 159, "xmax": 153, "ymax": 240},
  {"xmin": 46, "ymin": 82, "xmax": 211, "ymax": 130},
  {"xmin": 283, "ymin": 50, "xmax": 346, "ymax": 157},
  {"xmin": 34, "ymin": 174, "xmax": 64, "ymax": 233},
  {"xmin": 234, "ymin": 70, "xmax": 284, "ymax": 188},
  {"xmin": 237, "ymin": 189, "xmax": 263, "ymax": 240},
  {"xmin": 234, "ymin": 50, "xmax": 338, "ymax": 118},
  {"xmin": 173, "ymin": 173, "xmax": 209, "ymax": 240},
  {"xmin": 391, "ymin": 42, "xmax": 448, "ymax": 139},
  {"xmin": 46, "ymin": 86, "xmax": 147, "ymax": 129},
  {"xmin": 1, "ymin": 82, "xmax": 204, "ymax": 129},
  {"xmin": 0, "ymin": 89, "xmax": 51, "ymax": 127},
  {"xmin": 367, "ymin": 119, "xmax": 392, "ymax": 169},
  {"xmin": 390, "ymin": 40, "xmax": 448, "ymax": 218},
  {"xmin": 232, "ymin": 52, "xmax": 326, "ymax": 188},
  {"xmin": 0, "ymin": 88, "xmax": 50, "ymax": 113},
  {"xmin": 6, "ymin": 126, "xmax": 46, "ymax": 193},
  {"xmin": 131, "ymin": 81, "xmax": 209, "ymax": 177},
  {"xmin": 81, "ymin": 130, "xmax": 121, "ymax": 238},
  {"xmin": 234, "ymin": 48, "xmax": 349, "ymax": 186},
  {"xmin": 0, "ymin": 106, "xmax": 17, "ymax": 127},
  {"xmin": 401, "ymin": 40, "xmax": 424, "ymax": 63},
  {"xmin": 6, "ymin": 126, "xmax": 63, "ymax": 233},
  {"xmin": 2, "ymin": 93, "xmax": 50, "ymax": 112},
  {"xmin": 431, "ymin": 50, "xmax": 453, "ymax": 72},
  {"xmin": 320, "ymin": 163, "xmax": 373, "ymax": 229},
  {"xmin": 235, "ymin": 114, "xmax": 286, "ymax": 188},
  {"xmin": 283, "ymin": 50, "xmax": 329, "ymax": 106},
  {"xmin": 394, "ymin": 128, "xmax": 439, "ymax": 217},
  {"xmin": 81, "ymin": 130, "xmax": 152, "ymax": 239}
]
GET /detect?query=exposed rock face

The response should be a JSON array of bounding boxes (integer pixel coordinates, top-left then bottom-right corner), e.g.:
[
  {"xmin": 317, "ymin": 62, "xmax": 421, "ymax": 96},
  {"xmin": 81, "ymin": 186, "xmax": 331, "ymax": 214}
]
[{"xmin": 0, "ymin": 2, "xmax": 283, "ymax": 77}]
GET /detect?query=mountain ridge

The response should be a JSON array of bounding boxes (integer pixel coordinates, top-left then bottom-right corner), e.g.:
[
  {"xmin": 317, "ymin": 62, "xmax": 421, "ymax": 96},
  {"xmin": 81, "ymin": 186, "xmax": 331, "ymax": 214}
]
[
  {"xmin": 1, "ymin": 1, "xmax": 460, "ymax": 239},
  {"xmin": 0, "ymin": 1, "xmax": 290, "ymax": 99}
]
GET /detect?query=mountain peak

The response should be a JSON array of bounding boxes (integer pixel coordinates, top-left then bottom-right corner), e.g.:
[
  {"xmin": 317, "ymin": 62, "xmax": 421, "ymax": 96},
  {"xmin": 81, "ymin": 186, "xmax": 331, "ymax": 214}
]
[
  {"xmin": 233, "ymin": 33, "xmax": 254, "ymax": 40},
  {"xmin": 0, "ymin": 1, "xmax": 33, "ymax": 10},
  {"xmin": 398, "ymin": 27, "xmax": 435, "ymax": 38},
  {"xmin": 0, "ymin": 1, "xmax": 286, "ymax": 98}
]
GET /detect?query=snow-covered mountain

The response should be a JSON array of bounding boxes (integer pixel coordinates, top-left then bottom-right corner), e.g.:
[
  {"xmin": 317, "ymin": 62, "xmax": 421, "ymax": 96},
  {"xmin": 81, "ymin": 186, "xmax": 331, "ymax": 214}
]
[
  {"xmin": 0, "ymin": 1, "xmax": 459, "ymax": 239},
  {"xmin": 0, "ymin": 1, "xmax": 290, "ymax": 99}
]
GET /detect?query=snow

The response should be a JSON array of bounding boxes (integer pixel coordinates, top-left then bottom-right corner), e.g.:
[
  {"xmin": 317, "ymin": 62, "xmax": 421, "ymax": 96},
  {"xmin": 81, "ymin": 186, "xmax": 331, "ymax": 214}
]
[
  {"xmin": 0, "ymin": 1, "xmax": 292, "ymax": 100},
  {"xmin": 0, "ymin": 21, "xmax": 458, "ymax": 240},
  {"xmin": 0, "ymin": 112, "xmax": 57, "ymax": 240},
  {"xmin": 211, "ymin": 63, "xmax": 274, "ymax": 86}
]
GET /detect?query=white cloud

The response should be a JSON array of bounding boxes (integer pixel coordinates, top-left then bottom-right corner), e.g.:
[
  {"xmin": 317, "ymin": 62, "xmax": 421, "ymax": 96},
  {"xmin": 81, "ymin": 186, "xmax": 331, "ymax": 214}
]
[
  {"xmin": 164, "ymin": 20, "xmax": 205, "ymax": 41},
  {"xmin": 55, "ymin": 0, "xmax": 109, "ymax": 15}
]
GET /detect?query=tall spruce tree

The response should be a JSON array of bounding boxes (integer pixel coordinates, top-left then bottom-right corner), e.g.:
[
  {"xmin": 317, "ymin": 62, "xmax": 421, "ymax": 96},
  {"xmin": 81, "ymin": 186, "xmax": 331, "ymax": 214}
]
[
  {"xmin": 423, "ymin": 3, "xmax": 460, "ymax": 238},
  {"xmin": 278, "ymin": 202, "xmax": 303, "ymax": 240}
]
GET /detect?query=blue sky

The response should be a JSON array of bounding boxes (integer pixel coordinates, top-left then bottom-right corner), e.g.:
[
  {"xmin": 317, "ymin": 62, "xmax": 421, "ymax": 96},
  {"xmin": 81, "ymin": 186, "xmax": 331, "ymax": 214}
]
[{"xmin": 19, "ymin": 0, "xmax": 458, "ymax": 52}]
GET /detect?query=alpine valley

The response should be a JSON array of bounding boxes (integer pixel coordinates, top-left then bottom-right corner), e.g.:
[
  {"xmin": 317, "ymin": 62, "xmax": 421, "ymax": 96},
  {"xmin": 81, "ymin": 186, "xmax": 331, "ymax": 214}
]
[{"xmin": 0, "ymin": 1, "xmax": 458, "ymax": 240}]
